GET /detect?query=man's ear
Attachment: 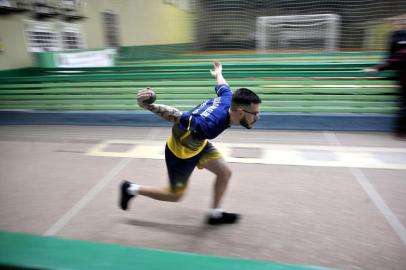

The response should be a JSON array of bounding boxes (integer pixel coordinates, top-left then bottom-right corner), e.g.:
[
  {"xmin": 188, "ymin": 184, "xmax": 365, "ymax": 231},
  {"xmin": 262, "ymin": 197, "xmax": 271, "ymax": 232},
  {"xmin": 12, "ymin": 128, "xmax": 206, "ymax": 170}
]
[{"xmin": 236, "ymin": 107, "xmax": 244, "ymax": 118}]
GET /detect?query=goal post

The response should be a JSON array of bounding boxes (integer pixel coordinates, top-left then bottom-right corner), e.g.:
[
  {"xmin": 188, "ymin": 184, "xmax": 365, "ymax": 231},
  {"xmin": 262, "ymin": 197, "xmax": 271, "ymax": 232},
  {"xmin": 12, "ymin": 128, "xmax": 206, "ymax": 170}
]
[{"xmin": 256, "ymin": 14, "xmax": 341, "ymax": 53}]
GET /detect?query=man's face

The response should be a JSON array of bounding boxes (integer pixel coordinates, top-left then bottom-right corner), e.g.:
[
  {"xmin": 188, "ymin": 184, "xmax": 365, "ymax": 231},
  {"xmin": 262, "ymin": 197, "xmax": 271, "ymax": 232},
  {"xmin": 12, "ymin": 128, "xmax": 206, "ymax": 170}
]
[
  {"xmin": 240, "ymin": 103, "xmax": 260, "ymax": 129},
  {"xmin": 394, "ymin": 19, "xmax": 406, "ymax": 30}
]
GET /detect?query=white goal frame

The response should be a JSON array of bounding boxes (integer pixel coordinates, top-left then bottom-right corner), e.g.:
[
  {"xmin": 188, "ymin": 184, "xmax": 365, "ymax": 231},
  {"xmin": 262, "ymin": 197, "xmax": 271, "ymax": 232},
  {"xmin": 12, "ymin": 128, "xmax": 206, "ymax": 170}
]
[{"xmin": 256, "ymin": 14, "xmax": 340, "ymax": 53}]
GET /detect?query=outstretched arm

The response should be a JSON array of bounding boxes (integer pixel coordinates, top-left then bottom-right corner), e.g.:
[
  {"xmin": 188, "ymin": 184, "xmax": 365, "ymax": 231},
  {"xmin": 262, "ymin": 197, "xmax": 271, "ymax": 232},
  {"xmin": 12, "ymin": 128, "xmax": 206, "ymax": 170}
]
[
  {"xmin": 364, "ymin": 48, "xmax": 406, "ymax": 73},
  {"xmin": 376, "ymin": 48, "xmax": 406, "ymax": 71},
  {"xmin": 137, "ymin": 88, "xmax": 182, "ymax": 124},
  {"xmin": 210, "ymin": 60, "xmax": 228, "ymax": 86}
]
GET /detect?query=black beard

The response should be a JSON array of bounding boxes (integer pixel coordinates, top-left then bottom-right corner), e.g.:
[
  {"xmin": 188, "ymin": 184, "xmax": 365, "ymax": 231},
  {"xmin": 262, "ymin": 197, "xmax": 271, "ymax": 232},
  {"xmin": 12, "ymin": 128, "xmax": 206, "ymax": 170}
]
[{"xmin": 240, "ymin": 117, "xmax": 252, "ymax": 129}]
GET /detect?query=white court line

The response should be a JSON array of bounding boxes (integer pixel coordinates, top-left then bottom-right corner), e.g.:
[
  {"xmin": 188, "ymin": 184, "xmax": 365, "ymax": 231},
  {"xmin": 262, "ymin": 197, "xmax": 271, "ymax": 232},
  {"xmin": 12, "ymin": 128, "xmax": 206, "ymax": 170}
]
[
  {"xmin": 350, "ymin": 168, "xmax": 406, "ymax": 246},
  {"xmin": 86, "ymin": 140, "xmax": 406, "ymax": 170},
  {"xmin": 87, "ymin": 140, "xmax": 406, "ymax": 153},
  {"xmin": 323, "ymin": 131, "xmax": 341, "ymax": 146},
  {"xmin": 43, "ymin": 129, "xmax": 164, "ymax": 236},
  {"xmin": 43, "ymin": 158, "xmax": 131, "ymax": 236},
  {"xmin": 326, "ymin": 132, "xmax": 406, "ymax": 246}
]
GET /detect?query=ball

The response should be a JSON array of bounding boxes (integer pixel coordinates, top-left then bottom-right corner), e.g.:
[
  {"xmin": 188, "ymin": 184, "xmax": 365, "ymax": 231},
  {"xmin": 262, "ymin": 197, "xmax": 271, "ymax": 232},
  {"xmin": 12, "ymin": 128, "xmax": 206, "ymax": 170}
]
[{"xmin": 144, "ymin": 92, "xmax": 156, "ymax": 105}]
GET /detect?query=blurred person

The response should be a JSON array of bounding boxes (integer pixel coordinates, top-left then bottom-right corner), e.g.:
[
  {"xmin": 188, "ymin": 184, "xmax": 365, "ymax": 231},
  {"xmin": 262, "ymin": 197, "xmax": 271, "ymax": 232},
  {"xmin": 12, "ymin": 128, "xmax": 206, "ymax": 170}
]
[
  {"xmin": 387, "ymin": 18, "xmax": 406, "ymax": 58},
  {"xmin": 364, "ymin": 48, "xmax": 406, "ymax": 138},
  {"xmin": 119, "ymin": 61, "xmax": 262, "ymax": 225}
]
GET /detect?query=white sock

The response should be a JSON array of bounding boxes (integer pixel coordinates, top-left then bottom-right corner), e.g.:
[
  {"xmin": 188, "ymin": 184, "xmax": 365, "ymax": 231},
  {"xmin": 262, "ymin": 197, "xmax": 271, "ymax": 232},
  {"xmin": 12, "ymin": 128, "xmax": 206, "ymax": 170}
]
[
  {"xmin": 127, "ymin": 183, "xmax": 140, "ymax": 195},
  {"xmin": 210, "ymin": 208, "xmax": 223, "ymax": 218}
]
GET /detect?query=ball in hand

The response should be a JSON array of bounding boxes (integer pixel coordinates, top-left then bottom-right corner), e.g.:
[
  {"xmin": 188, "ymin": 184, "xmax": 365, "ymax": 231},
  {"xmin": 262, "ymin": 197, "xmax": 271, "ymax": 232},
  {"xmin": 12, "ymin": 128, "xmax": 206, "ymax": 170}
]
[{"xmin": 144, "ymin": 92, "xmax": 156, "ymax": 104}]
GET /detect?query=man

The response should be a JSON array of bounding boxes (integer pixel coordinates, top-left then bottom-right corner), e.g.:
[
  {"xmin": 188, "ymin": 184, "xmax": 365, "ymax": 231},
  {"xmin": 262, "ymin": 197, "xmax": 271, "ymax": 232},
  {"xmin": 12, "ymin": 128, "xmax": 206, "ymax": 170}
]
[
  {"xmin": 387, "ymin": 18, "xmax": 406, "ymax": 58},
  {"xmin": 119, "ymin": 61, "xmax": 261, "ymax": 225},
  {"xmin": 364, "ymin": 48, "xmax": 406, "ymax": 138}
]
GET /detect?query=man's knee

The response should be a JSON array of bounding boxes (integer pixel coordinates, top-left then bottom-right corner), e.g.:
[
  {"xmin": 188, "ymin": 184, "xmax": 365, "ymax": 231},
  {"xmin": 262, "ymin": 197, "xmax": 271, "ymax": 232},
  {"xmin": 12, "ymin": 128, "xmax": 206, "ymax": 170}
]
[
  {"xmin": 167, "ymin": 189, "xmax": 185, "ymax": 202},
  {"xmin": 218, "ymin": 166, "xmax": 232, "ymax": 180},
  {"xmin": 171, "ymin": 192, "xmax": 183, "ymax": 202}
]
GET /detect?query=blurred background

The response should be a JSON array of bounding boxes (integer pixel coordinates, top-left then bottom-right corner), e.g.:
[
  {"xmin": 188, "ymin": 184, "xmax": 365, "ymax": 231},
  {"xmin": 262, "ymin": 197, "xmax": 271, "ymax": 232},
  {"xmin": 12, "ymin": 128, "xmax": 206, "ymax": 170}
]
[
  {"xmin": 0, "ymin": 0, "xmax": 406, "ymax": 69},
  {"xmin": 0, "ymin": 0, "xmax": 406, "ymax": 124},
  {"xmin": 1, "ymin": 1, "xmax": 406, "ymax": 270}
]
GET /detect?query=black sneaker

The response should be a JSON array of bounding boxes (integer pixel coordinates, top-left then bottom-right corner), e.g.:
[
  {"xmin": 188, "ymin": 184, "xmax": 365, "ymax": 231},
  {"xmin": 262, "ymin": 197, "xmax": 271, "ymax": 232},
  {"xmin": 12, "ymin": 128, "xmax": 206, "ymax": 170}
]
[
  {"xmin": 207, "ymin": 212, "xmax": 240, "ymax": 225},
  {"xmin": 119, "ymin": 181, "xmax": 135, "ymax": 210}
]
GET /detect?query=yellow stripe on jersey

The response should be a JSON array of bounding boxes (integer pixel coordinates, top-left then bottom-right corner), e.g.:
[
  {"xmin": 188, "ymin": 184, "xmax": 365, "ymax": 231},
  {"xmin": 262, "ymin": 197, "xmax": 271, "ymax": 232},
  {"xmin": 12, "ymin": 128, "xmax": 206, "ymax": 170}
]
[
  {"xmin": 186, "ymin": 115, "xmax": 193, "ymax": 130},
  {"xmin": 167, "ymin": 133, "xmax": 208, "ymax": 159},
  {"xmin": 167, "ymin": 116, "xmax": 207, "ymax": 159}
]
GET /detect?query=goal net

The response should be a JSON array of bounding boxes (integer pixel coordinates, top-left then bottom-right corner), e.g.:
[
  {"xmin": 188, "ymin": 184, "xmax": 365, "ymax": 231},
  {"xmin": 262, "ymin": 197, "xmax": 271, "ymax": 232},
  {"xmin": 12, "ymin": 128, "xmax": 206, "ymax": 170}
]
[
  {"xmin": 113, "ymin": 0, "xmax": 406, "ymax": 59},
  {"xmin": 256, "ymin": 14, "xmax": 340, "ymax": 53},
  {"xmin": 192, "ymin": 0, "xmax": 406, "ymax": 55}
]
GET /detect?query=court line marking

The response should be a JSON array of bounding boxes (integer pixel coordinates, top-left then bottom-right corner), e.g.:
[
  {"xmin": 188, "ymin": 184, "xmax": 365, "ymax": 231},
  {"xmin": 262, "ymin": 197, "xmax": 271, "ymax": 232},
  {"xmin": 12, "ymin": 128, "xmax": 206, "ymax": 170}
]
[
  {"xmin": 43, "ymin": 158, "xmax": 131, "ymax": 236},
  {"xmin": 86, "ymin": 140, "xmax": 406, "ymax": 170},
  {"xmin": 350, "ymin": 168, "xmax": 406, "ymax": 246},
  {"xmin": 324, "ymin": 132, "xmax": 406, "ymax": 246},
  {"xmin": 43, "ymin": 129, "xmax": 164, "ymax": 236},
  {"xmin": 323, "ymin": 131, "xmax": 341, "ymax": 146},
  {"xmin": 87, "ymin": 139, "xmax": 406, "ymax": 153}
]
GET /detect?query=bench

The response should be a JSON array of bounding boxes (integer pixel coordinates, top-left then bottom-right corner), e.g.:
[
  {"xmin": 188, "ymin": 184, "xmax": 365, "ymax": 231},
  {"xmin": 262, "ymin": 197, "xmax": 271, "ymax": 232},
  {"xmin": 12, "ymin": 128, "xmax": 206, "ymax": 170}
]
[{"xmin": 0, "ymin": 55, "xmax": 398, "ymax": 130}]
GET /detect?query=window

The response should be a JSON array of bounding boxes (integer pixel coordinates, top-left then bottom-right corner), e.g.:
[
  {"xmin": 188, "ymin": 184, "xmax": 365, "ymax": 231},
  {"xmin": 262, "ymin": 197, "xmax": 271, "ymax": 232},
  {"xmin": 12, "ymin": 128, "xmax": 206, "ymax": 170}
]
[
  {"xmin": 25, "ymin": 20, "xmax": 85, "ymax": 52},
  {"xmin": 24, "ymin": 20, "xmax": 60, "ymax": 52},
  {"xmin": 61, "ymin": 0, "xmax": 75, "ymax": 9},
  {"xmin": 102, "ymin": 11, "xmax": 120, "ymax": 48},
  {"xmin": 59, "ymin": 22, "xmax": 85, "ymax": 50}
]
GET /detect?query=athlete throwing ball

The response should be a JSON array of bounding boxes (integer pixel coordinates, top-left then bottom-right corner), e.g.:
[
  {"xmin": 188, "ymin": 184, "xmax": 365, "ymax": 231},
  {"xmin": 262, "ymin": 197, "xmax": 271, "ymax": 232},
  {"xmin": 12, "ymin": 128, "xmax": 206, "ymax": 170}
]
[{"xmin": 120, "ymin": 61, "xmax": 261, "ymax": 225}]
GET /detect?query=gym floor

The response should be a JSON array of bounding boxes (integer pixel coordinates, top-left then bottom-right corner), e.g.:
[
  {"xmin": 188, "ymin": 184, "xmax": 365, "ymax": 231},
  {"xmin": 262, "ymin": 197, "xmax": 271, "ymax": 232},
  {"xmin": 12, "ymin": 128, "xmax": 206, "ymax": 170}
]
[{"xmin": 0, "ymin": 125, "xmax": 405, "ymax": 270}]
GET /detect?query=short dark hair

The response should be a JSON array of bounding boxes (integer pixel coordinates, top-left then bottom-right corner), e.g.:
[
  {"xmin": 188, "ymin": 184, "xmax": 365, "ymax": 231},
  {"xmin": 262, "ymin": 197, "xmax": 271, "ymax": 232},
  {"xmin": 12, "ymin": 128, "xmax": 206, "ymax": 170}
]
[{"xmin": 231, "ymin": 88, "xmax": 261, "ymax": 110}]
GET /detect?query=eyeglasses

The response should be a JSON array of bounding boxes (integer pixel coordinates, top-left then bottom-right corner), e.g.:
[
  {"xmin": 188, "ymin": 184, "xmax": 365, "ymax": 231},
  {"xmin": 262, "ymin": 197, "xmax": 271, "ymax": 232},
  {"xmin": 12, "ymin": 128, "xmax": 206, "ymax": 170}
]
[{"xmin": 242, "ymin": 109, "xmax": 260, "ymax": 117}]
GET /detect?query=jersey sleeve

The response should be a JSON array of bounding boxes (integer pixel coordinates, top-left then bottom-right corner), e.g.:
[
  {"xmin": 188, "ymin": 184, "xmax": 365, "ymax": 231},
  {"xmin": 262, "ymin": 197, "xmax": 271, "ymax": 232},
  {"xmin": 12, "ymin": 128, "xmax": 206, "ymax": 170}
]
[
  {"xmin": 377, "ymin": 48, "xmax": 406, "ymax": 71},
  {"xmin": 214, "ymin": 84, "xmax": 232, "ymax": 97}
]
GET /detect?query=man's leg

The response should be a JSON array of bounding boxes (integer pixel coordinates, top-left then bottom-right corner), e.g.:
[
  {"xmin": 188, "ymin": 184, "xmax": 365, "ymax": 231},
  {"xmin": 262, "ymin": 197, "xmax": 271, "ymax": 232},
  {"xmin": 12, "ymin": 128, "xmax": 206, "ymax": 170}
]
[
  {"xmin": 201, "ymin": 157, "xmax": 239, "ymax": 225},
  {"xmin": 120, "ymin": 144, "xmax": 195, "ymax": 210},
  {"xmin": 139, "ymin": 186, "xmax": 183, "ymax": 202},
  {"xmin": 396, "ymin": 85, "xmax": 406, "ymax": 137},
  {"xmin": 119, "ymin": 181, "xmax": 184, "ymax": 210},
  {"xmin": 202, "ymin": 157, "xmax": 232, "ymax": 209}
]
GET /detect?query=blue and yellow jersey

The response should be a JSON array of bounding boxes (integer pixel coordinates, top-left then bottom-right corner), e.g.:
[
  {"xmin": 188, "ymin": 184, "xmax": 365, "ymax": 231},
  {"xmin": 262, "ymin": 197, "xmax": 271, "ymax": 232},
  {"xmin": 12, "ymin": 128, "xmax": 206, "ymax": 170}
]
[{"xmin": 167, "ymin": 84, "xmax": 232, "ymax": 159}]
